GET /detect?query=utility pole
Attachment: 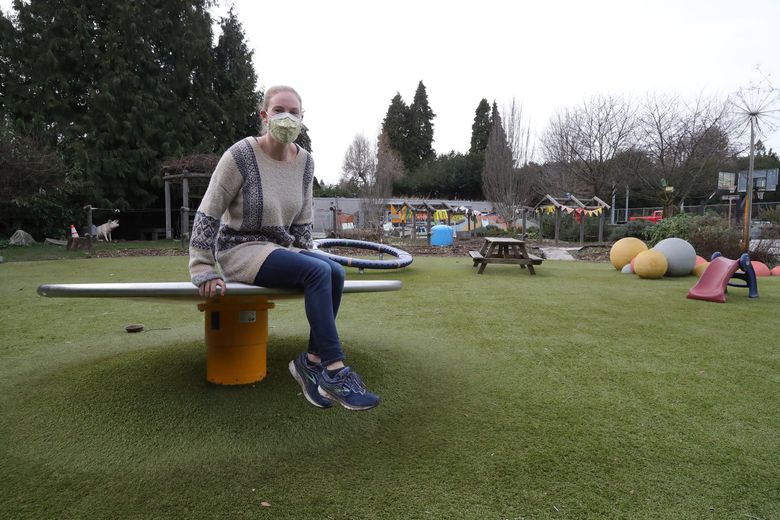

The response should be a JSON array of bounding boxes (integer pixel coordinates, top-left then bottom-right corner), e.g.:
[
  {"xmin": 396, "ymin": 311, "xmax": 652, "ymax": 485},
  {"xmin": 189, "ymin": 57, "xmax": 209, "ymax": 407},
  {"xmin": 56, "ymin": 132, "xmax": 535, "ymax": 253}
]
[
  {"xmin": 624, "ymin": 185, "xmax": 629, "ymax": 222},
  {"xmin": 741, "ymin": 115, "xmax": 756, "ymax": 252}
]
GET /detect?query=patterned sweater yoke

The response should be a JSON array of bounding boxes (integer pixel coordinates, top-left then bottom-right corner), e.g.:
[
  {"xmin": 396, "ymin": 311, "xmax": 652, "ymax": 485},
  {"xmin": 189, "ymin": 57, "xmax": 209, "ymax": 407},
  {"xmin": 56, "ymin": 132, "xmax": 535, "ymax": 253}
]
[{"xmin": 188, "ymin": 138, "xmax": 315, "ymax": 286}]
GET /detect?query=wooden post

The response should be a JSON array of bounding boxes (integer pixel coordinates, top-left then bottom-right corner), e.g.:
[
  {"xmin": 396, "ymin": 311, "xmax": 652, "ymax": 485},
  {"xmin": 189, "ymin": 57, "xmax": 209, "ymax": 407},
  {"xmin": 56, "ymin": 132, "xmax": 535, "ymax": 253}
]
[
  {"xmin": 164, "ymin": 180, "xmax": 172, "ymax": 239},
  {"xmin": 426, "ymin": 210, "xmax": 432, "ymax": 246},
  {"xmin": 331, "ymin": 200, "xmax": 338, "ymax": 237},
  {"xmin": 579, "ymin": 212, "xmax": 585, "ymax": 245},
  {"xmin": 521, "ymin": 208, "xmax": 527, "ymax": 240},
  {"xmin": 554, "ymin": 207, "xmax": 561, "ymax": 246},
  {"xmin": 84, "ymin": 205, "xmax": 93, "ymax": 236},
  {"xmin": 182, "ymin": 177, "xmax": 190, "ymax": 239},
  {"xmin": 598, "ymin": 210, "xmax": 605, "ymax": 243},
  {"xmin": 537, "ymin": 209, "xmax": 543, "ymax": 244}
]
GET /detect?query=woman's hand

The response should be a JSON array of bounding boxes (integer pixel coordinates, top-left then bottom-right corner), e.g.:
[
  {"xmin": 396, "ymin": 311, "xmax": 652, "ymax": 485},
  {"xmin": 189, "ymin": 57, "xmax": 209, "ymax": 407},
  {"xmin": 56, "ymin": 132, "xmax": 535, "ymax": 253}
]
[{"xmin": 199, "ymin": 278, "xmax": 227, "ymax": 298}]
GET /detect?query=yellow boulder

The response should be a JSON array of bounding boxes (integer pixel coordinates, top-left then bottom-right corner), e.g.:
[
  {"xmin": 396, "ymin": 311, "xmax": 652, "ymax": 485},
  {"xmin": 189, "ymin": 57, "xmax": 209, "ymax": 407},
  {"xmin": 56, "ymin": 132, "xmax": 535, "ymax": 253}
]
[
  {"xmin": 610, "ymin": 237, "xmax": 648, "ymax": 270},
  {"xmin": 634, "ymin": 250, "xmax": 668, "ymax": 279}
]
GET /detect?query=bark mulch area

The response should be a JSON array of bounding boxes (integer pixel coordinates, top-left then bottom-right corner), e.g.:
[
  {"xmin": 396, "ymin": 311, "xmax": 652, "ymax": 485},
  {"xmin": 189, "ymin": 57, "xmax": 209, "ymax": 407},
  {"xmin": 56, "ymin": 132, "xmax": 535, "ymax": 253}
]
[
  {"xmin": 91, "ymin": 248, "xmax": 189, "ymax": 258},
  {"xmin": 571, "ymin": 245, "xmax": 610, "ymax": 263},
  {"xmin": 88, "ymin": 240, "xmax": 612, "ymax": 262}
]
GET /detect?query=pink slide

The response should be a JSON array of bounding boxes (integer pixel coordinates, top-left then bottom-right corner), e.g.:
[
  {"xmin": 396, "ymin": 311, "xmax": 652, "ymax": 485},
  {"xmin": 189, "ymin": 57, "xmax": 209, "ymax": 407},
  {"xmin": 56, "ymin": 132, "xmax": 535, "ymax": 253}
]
[{"xmin": 687, "ymin": 256, "xmax": 740, "ymax": 303}]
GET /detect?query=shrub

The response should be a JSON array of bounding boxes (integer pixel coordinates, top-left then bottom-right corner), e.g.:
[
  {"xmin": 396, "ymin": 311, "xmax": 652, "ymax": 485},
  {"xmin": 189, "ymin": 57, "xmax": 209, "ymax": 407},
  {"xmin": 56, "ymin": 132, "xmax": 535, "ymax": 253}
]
[
  {"xmin": 334, "ymin": 227, "xmax": 383, "ymax": 242},
  {"xmin": 524, "ymin": 228, "xmax": 539, "ymax": 240},
  {"xmin": 540, "ymin": 213, "xmax": 604, "ymax": 242},
  {"xmin": 475, "ymin": 225, "xmax": 513, "ymax": 237},
  {"xmin": 758, "ymin": 206, "xmax": 780, "ymax": 226},
  {"xmin": 608, "ymin": 220, "xmax": 651, "ymax": 241},
  {"xmin": 687, "ymin": 214, "xmax": 742, "ymax": 260},
  {"xmin": 644, "ymin": 213, "xmax": 694, "ymax": 246}
]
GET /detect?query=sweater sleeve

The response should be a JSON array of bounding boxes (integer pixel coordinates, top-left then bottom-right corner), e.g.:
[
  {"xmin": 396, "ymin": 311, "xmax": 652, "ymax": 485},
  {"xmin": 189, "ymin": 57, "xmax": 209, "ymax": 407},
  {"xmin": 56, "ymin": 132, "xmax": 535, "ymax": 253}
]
[
  {"xmin": 188, "ymin": 151, "xmax": 243, "ymax": 286},
  {"xmin": 290, "ymin": 153, "xmax": 314, "ymax": 249}
]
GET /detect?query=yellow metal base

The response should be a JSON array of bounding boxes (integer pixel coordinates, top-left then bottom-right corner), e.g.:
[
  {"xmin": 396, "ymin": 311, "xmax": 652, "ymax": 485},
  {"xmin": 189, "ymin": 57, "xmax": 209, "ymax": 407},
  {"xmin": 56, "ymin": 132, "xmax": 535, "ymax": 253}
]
[{"xmin": 197, "ymin": 297, "xmax": 275, "ymax": 385}]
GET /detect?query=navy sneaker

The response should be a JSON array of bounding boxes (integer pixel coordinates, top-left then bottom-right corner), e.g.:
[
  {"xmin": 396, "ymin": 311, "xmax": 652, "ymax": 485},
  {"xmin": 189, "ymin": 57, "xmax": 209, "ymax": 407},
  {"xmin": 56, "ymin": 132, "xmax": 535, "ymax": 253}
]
[
  {"xmin": 289, "ymin": 353, "xmax": 332, "ymax": 408},
  {"xmin": 318, "ymin": 367, "xmax": 380, "ymax": 411}
]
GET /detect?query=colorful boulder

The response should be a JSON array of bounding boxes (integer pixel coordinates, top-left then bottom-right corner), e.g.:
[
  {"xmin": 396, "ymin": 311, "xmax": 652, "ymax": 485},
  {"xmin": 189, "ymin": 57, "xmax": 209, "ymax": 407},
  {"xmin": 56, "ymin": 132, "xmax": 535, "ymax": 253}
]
[{"xmin": 610, "ymin": 238, "xmax": 648, "ymax": 271}]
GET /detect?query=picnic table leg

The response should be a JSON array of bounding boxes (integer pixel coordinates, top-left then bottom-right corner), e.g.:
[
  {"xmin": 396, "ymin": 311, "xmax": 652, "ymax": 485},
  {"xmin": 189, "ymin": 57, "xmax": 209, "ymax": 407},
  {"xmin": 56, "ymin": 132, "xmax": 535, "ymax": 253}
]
[
  {"xmin": 477, "ymin": 261, "xmax": 487, "ymax": 274},
  {"xmin": 198, "ymin": 298, "xmax": 275, "ymax": 385}
]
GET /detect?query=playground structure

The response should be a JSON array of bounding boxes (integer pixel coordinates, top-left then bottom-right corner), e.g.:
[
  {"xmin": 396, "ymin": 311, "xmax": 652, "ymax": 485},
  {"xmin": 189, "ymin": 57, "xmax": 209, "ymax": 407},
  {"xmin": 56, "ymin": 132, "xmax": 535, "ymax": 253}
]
[
  {"xmin": 391, "ymin": 200, "xmax": 466, "ymax": 241},
  {"xmin": 37, "ymin": 280, "xmax": 402, "ymax": 385},
  {"xmin": 312, "ymin": 239, "xmax": 413, "ymax": 271},
  {"xmin": 687, "ymin": 253, "xmax": 758, "ymax": 303},
  {"xmin": 534, "ymin": 194, "xmax": 611, "ymax": 245}
]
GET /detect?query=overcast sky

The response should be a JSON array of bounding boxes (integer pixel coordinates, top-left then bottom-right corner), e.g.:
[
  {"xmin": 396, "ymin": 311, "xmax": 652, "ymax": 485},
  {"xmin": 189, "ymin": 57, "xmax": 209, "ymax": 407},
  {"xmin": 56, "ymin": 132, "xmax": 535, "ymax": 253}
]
[{"xmin": 4, "ymin": 0, "xmax": 779, "ymax": 185}]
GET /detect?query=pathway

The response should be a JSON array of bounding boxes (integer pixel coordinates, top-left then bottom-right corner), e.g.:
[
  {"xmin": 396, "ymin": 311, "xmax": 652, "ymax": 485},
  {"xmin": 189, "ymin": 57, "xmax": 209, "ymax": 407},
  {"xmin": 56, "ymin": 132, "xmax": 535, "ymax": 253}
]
[{"xmin": 539, "ymin": 246, "xmax": 579, "ymax": 261}]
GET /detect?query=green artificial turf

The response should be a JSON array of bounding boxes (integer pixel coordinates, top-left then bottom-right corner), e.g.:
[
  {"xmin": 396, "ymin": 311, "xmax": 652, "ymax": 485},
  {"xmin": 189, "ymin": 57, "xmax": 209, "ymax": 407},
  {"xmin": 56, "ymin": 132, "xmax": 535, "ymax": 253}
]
[{"xmin": 1, "ymin": 256, "xmax": 778, "ymax": 519}]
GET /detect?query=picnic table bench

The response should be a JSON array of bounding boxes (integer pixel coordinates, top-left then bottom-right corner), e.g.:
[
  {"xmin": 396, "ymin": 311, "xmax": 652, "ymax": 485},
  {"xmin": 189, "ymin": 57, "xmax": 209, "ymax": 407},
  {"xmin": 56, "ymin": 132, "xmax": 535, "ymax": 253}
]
[
  {"xmin": 469, "ymin": 237, "xmax": 542, "ymax": 275},
  {"xmin": 38, "ymin": 280, "xmax": 401, "ymax": 385}
]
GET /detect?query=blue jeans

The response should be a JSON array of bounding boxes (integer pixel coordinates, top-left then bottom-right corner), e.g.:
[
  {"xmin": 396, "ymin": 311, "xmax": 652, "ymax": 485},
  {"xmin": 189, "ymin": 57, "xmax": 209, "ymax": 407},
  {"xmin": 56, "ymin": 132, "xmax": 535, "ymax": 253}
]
[{"xmin": 253, "ymin": 249, "xmax": 346, "ymax": 366}]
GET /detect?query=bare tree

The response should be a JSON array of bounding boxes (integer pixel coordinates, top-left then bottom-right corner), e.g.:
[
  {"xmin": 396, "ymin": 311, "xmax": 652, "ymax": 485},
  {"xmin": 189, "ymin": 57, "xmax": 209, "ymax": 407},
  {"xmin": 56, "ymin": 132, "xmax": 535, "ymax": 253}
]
[
  {"xmin": 634, "ymin": 94, "xmax": 735, "ymax": 215},
  {"xmin": 482, "ymin": 103, "xmax": 526, "ymax": 230},
  {"xmin": 358, "ymin": 131, "xmax": 399, "ymax": 233},
  {"xmin": 503, "ymin": 98, "xmax": 534, "ymax": 167},
  {"xmin": 339, "ymin": 134, "xmax": 376, "ymax": 195},
  {"xmin": 541, "ymin": 94, "xmax": 635, "ymax": 199}
]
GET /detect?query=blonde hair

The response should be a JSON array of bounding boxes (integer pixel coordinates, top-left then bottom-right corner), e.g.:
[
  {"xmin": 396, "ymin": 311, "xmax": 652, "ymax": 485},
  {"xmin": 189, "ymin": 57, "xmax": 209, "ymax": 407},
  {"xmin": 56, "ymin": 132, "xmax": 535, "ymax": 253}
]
[
  {"xmin": 258, "ymin": 85, "xmax": 302, "ymax": 134},
  {"xmin": 259, "ymin": 85, "xmax": 302, "ymax": 112}
]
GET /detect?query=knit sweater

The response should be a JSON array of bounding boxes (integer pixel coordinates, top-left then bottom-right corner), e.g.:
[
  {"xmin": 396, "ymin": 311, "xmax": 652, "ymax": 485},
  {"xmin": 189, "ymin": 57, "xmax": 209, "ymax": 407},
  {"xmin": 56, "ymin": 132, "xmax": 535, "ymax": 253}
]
[{"xmin": 188, "ymin": 137, "xmax": 314, "ymax": 286}]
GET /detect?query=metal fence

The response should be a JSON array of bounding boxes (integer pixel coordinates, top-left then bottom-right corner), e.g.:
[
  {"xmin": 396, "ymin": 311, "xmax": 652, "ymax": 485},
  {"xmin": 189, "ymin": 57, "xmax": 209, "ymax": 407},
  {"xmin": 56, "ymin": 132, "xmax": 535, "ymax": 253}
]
[{"xmin": 612, "ymin": 201, "xmax": 779, "ymax": 224}]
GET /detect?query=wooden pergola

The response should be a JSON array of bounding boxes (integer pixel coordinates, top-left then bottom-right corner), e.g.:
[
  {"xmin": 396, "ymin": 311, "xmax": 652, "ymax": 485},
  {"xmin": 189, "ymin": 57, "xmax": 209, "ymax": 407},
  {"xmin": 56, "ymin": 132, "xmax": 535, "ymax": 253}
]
[
  {"xmin": 161, "ymin": 155, "xmax": 218, "ymax": 239},
  {"xmin": 534, "ymin": 194, "xmax": 611, "ymax": 245}
]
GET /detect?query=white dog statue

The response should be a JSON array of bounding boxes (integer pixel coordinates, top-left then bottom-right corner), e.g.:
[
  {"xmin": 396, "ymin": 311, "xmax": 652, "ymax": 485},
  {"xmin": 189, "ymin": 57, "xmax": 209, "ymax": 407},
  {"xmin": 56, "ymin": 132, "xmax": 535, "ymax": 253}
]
[{"xmin": 96, "ymin": 219, "xmax": 119, "ymax": 241}]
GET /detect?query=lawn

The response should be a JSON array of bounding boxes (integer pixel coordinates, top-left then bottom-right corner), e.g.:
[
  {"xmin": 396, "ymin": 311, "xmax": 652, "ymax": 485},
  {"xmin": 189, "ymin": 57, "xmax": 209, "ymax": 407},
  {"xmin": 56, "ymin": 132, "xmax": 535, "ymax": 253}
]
[{"xmin": 1, "ymin": 254, "xmax": 778, "ymax": 519}]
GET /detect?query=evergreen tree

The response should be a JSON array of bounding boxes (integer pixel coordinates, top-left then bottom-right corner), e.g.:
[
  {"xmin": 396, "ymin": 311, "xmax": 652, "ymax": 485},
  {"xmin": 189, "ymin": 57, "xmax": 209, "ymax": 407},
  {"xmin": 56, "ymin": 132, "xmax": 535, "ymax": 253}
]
[
  {"xmin": 470, "ymin": 98, "xmax": 491, "ymax": 153},
  {"xmin": 407, "ymin": 80, "xmax": 436, "ymax": 170},
  {"xmin": 295, "ymin": 125, "xmax": 312, "ymax": 153},
  {"xmin": 0, "ymin": 9, "xmax": 13, "ymax": 117},
  {"xmin": 394, "ymin": 152, "xmax": 483, "ymax": 200},
  {"xmin": 483, "ymin": 102, "xmax": 524, "ymax": 228},
  {"xmin": 381, "ymin": 92, "xmax": 410, "ymax": 167},
  {"xmin": 212, "ymin": 8, "xmax": 261, "ymax": 150},
  {"xmin": 5, "ymin": 0, "xmax": 221, "ymax": 208}
]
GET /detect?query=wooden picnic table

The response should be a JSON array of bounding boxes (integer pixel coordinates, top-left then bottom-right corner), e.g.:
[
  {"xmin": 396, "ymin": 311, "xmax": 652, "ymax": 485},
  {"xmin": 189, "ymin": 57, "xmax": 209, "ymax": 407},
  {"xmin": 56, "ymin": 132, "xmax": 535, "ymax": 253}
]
[{"xmin": 468, "ymin": 237, "xmax": 543, "ymax": 275}]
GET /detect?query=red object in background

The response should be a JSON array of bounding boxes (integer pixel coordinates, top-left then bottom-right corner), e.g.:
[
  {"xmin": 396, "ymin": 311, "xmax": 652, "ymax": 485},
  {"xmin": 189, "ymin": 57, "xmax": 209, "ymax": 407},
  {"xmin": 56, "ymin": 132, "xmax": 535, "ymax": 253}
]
[{"xmin": 628, "ymin": 210, "xmax": 664, "ymax": 223}]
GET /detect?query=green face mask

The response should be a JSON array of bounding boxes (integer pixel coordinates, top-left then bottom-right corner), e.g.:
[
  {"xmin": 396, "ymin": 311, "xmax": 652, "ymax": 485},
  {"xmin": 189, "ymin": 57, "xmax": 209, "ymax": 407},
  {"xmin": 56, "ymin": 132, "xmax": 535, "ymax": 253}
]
[{"xmin": 268, "ymin": 113, "xmax": 302, "ymax": 144}]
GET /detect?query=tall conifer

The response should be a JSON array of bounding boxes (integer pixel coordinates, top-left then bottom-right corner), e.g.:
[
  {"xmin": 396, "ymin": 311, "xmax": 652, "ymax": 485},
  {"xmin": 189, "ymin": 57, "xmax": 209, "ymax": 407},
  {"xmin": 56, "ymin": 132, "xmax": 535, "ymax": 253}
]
[
  {"xmin": 5, "ymin": 0, "xmax": 223, "ymax": 207},
  {"xmin": 407, "ymin": 80, "xmax": 436, "ymax": 170},
  {"xmin": 470, "ymin": 98, "xmax": 492, "ymax": 154},
  {"xmin": 212, "ymin": 8, "xmax": 262, "ymax": 150}
]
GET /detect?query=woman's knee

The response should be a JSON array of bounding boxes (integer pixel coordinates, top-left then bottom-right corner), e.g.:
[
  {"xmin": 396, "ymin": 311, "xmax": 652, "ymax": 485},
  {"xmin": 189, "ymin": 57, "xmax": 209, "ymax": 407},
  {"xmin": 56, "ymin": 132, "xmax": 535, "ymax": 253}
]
[
  {"xmin": 331, "ymin": 262, "xmax": 346, "ymax": 284},
  {"xmin": 304, "ymin": 258, "xmax": 332, "ymax": 284}
]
